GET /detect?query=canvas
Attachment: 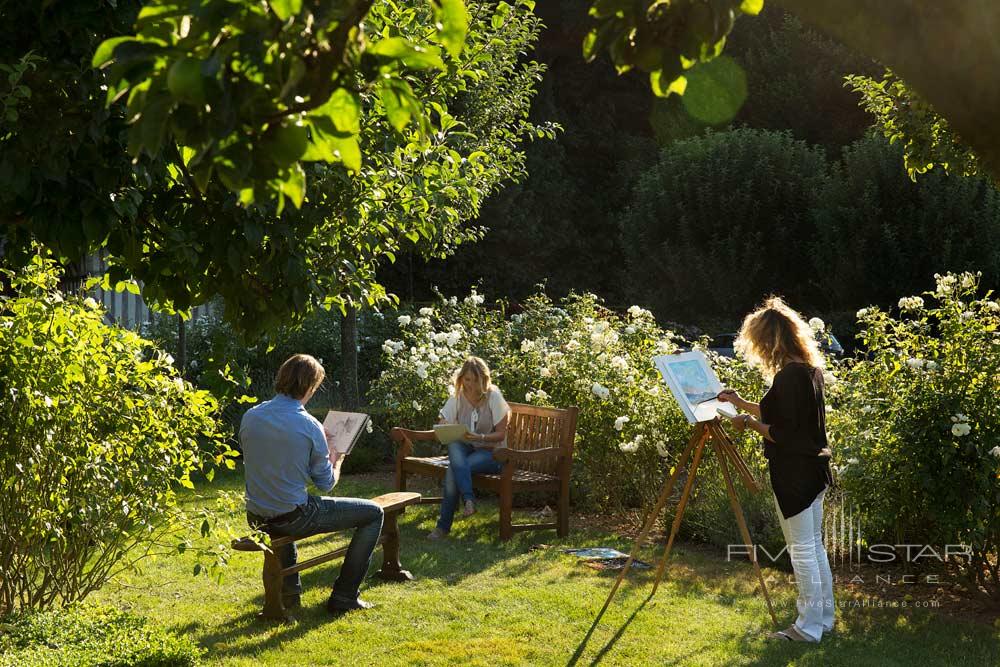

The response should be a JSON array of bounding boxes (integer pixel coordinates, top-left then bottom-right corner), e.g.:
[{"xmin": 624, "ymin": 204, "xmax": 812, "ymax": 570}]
[{"xmin": 653, "ymin": 351, "xmax": 739, "ymax": 423}]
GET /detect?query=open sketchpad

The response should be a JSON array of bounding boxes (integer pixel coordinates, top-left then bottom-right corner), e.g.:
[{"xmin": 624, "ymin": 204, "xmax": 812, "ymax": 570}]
[{"xmin": 563, "ymin": 547, "xmax": 652, "ymax": 571}]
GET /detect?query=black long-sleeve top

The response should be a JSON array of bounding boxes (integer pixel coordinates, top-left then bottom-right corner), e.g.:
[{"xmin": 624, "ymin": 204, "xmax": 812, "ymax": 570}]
[{"xmin": 759, "ymin": 362, "xmax": 834, "ymax": 519}]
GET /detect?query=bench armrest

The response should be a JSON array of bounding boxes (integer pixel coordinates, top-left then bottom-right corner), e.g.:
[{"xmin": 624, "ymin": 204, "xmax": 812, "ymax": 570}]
[
  {"xmin": 390, "ymin": 427, "xmax": 439, "ymax": 459},
  {"xmin": 492, "ymin": 446, "xmax": 563, "ymax": 464}
]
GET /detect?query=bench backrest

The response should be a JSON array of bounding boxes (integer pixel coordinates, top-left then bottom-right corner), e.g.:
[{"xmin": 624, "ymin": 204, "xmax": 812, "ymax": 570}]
[{"xmin": 505, "ymin": 402, "xmax": 579, "ymax": 475}]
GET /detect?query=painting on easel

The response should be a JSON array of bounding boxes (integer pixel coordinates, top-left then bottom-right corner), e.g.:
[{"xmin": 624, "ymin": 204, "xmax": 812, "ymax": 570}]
[{"xmin": 653, "ymin": 351, "xmax": 739, "ymax": 423}]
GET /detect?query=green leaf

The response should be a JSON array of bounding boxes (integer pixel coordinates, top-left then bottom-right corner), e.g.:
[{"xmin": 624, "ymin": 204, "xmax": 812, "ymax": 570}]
[
  {"xmin": 650, "ymin": 71, "xmax": 687, "ymax": 97},
  {"xmin": 380, "ymin": 79, "xmax": 419, "ymax": 132},
  {"xmin": 279, "ymin": 164, "xmax": 306, "ymax": 209},
  {"xmin": 92, "ymin": 37, "xmax": 136, "ymax": 68},
  {"xmin": 680, "ymin": 55, "xmax": 747, "ymax": 124},
  {"xmin": 265, "ymin": 122, "xmax": 309, "ymax": 167},
  {"xmin": 269, "ymin": 0, "xmax": 302, "ymax": 21},
  {"xmin": 740, "ymin": 0, "xmax": 764, "ymax": 16},
  {"xmin": 433, "ymin": 0, "xmax": 469, "ymax": 58},
  {"xmin": 305, "ymin": 89, "xmax": 362, "ymax": 170},
  {"xmin": 167, "ymin": 57, "xmax": 206, "ymax": 105},
  {"xmin": 369, "ymin": 37, "xmax": 445, "ymax": 70}
]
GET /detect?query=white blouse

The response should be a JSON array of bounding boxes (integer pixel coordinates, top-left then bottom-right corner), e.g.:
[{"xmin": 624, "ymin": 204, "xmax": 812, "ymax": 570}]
[{"xmin": 439, "ymin": 384, "xmax": 511, "ymax": 439}]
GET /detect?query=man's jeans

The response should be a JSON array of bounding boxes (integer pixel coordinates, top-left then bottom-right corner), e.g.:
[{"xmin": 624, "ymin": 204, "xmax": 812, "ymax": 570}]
[
  {"xmin": 250, "ymin": 495, "xmax": 384, "ymax": 605},
  {"xmin": 436, "ymin": 441, "xmax": 501, "ymax": 532},
  {"xmin": 773, "ymin": 487, "xmax": 835, "ymax": 641}
]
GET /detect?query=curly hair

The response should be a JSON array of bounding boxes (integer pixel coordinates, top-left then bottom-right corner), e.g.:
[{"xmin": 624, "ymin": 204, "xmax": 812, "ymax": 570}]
[{"xmin": 734, "ymin": 296, "xmax": 824, "ymax": 379}]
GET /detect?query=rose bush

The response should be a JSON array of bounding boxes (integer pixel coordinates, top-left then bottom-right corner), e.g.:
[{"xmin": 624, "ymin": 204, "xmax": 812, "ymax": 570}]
[
  {"xmin": 827, "ymin": 272, "xmax": 1000, "ymax": 600},
  {"xmin": 0, "ymin": 255, "xmax": 233, "ymax": 612},
  {"xmin": 369, "ymin": 289, "xmax": 773, "ymax": 517}
]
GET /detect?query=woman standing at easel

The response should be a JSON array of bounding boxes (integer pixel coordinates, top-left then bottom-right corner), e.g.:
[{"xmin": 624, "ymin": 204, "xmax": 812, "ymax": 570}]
[{"xmin": 717, "ymin": 296, "xmax": 835, "ymax": 643}]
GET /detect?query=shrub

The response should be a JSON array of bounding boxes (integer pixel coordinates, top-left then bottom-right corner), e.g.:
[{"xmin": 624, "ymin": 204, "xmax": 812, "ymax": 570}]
[
  {"xmin": 369, "ymin": 289, "xmax": 772, "ymax": 513},
  {"xmin": 619, "ymin": 128, "xmax": 830, "ymax": 325},
  {"xmin": 0, "ymin": 256, "xmax": 230, "ymax": 612},
  {"xmin": 827, "ymin": 272, "xmax": 1000, "ymax": 600},
  {"xmin": 813, "ymin": 135, "xmax": 1000, "ymax": 311},
  {"xmin": 0, "ymin": 605, "xmax": 202, "ymax": 667}
]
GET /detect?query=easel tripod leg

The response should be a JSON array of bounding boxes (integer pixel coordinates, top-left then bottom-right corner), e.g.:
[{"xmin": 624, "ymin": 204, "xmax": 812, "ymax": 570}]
[
  {"xmin": 594, "ymin": 424, "xmax": 705, "ymax": 620},
  {"xmin": 649, "ymin": 431, "xmax": 709, "ymax": 595},
  {"xmin": 711, "ymin": 429, "xmax": 779, "ymax": 627}
]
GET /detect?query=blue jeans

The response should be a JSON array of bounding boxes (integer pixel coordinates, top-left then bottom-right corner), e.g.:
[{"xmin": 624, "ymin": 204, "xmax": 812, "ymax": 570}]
[
  {"xmin": 437, "ymin": 442, "xmax": 501, "ymax": 532},
  {"xmin": 256, "ymin": 495, "xmax": 384, "ymax": 604}
]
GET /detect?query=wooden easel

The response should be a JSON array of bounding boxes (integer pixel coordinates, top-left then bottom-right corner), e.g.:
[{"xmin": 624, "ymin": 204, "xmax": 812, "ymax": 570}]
[{"xmin": 596, "ymin": 418, "xmax": 778, "ymax": 626}]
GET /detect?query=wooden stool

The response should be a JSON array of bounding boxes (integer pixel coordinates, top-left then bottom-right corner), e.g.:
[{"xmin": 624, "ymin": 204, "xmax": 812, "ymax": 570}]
[{"xmin": 232, "ymin": 491, "xmax": 422, "ymax": 620}]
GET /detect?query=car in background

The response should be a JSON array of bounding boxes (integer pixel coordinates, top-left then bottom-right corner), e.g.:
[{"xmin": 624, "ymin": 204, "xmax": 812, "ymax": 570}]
[{"xmin": 708, "ymin": 332, "xmax": 844, "ymax": 358}]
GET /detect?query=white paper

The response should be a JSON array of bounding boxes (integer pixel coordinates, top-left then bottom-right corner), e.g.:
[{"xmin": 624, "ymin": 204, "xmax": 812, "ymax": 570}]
[{"xmin": 653, "ymin": 351, "xmax": 736, "ymax": 424}]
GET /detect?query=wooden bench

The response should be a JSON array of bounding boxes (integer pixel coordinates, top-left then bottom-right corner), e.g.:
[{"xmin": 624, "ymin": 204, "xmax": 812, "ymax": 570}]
[
  {"xmin": 232, "ymin": 491, "xmax": 422, "ymax": 620},
  {"xmin": 391, "ymin": 402, "xmax": 579, "ymax": 541}
]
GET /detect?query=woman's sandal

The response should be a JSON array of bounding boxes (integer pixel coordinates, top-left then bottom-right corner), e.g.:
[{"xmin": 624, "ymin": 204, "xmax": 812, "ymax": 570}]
[
  {"xmin": 767, "ymin": 625, "xmax": 812, "ymax": 642},
  {"xmin": 462, "ymin": 500, "xmax": 477, "ymax": 517}
]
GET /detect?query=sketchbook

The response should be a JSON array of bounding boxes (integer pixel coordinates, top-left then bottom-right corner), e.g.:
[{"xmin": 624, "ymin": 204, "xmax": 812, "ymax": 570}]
[
  {"xmin": 322, "ymin": 410, "xmax": 371, "ymax": 455},
  {"xmin": 653, "ymin": 351, "xmax": 738, "ymax": 424}
]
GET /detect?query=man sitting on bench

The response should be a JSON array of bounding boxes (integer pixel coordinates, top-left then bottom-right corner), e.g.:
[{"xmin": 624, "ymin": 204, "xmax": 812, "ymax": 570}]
[{"xmin": 240, "ymin": 354, "xmax": 384, "ymax": 614}]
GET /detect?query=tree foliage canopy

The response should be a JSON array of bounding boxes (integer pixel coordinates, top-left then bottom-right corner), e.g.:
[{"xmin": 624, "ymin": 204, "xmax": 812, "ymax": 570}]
[
  {"xmin": 1, "ymin": 0, "xmax": 550, "ymax": 338},
  {"xmin": 585, "ymin": 0, "xmax": 1000, "ymax": 184}
]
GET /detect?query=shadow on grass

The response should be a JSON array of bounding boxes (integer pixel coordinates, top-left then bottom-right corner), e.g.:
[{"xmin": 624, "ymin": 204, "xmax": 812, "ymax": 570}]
[{"xmin": 724, "ymin": 604, "xmax": 1000, "ymax": 667}]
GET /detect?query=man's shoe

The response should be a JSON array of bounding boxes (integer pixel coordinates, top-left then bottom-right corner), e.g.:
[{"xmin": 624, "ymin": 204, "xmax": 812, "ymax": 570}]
[
  {"xmin": 282, "ymin": 593, "xmax": 301, "ymax": 609},
  {"xmin": 326, "ymin": 596, "xmax": 375, "ymax": 614}
]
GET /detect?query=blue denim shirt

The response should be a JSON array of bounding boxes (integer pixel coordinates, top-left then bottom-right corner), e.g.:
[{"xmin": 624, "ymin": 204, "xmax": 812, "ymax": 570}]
[{"xmin": 239, "ymin": 394, "xmax": 334, "ymax": 517}]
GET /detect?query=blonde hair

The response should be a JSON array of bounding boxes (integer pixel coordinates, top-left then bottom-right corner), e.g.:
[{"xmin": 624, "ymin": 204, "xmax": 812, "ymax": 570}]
[
  {"xmin": 274, "ymin": 354, "xmax": 326, "ymax": 399},
  {"xmin": 453, "ymin": 356, "xmax": 491, "ymax": 399},
  {"xmin": 734, "ymin": 296, "xmax": 824, "ymax": 379}
]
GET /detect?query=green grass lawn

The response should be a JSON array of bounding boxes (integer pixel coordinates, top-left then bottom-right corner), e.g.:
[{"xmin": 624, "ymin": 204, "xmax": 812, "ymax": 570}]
[{"xmin": 92, "ymin": 468, "xmax": 1000, "ymax": 666}]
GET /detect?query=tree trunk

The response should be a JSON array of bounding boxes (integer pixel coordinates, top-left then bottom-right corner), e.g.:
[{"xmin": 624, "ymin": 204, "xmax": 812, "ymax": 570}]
[
  {"xmin": 177, "ymin": 316, "xmax": 187, "ymax": 378},
  {"xmin": 774, "ymin": 0, "xmax": 1000, "ymax": 184},
  {"xmin": 340, "ymin": 304, "xmax": 359, "ymax": 410}
]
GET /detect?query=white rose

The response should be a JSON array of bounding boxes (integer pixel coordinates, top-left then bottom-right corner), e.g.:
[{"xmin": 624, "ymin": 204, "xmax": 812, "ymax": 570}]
[
  {"xmin": 540, "ymin": 367, "xmax": 552, "ymax": 378},
  {"xmin": 611, "ymin": 355, "xmax": 629, "ymax": 370},
  {"xmin": 412, "ymin": 400, "xmax": 422, "ymax": 411},
  {"xmin": 951, "ymin": 423, "xmax": 971, "ymax": 437},
  {"xmin": 808, "ymin": 317, "xmax": 825, "ymax": 333},
  {"xmin": 565, "ymin": 340, "xmax": 580, "ymax": 352},
  {"xmin": 83, "ymin": 297, "xmax": 99, "ymax": 309},
  {"xmin": 525, "ymin": 391, "xmax": 534, "ymax": 403},
  {"xmin": 447, "ymin": 331, "xmax": 462, "ymax": 347},
  {"xmin": 432, "ymin": 332, "xmax": 449, "ymax": 344},
  {"xmin": 397, "ymin": 315, "xmax": 412, "ymax": 326},
  {"xmin": 414, "ymin": 317, "xmax": 430, "ymax": 327},
  {"xmin": 846, "ymin": 457, "xmax": 859, "ymax": 465},
  {"xmin": 961, "ymin": 274, "xmax": 976, "ymax": 290},
  {"xmin": 582, "ymin": 317, "xmax": 594, "ymax": 324},
  {"xmin": 655, "ymin": 441, "xmax": 670, "ymax": 458},
  {"xmin": 898, "ymin": 296, "xmax": 924, "ymax": 311},
  {"xmin": 521, "ymin": 339, "xmax": 535, "ymax": 353},
  {"xmin": 984, "ymin": 301, "xmax": 1000, "ymax": 312},
  {"xmin": 419, "ymin": 307, "xmax": 434, "ymax": 316},
  {"xmin": 856, "ymin": 307, "xmax": 872, "ymax": 319},
  {"xmin": 905, "ymin": 358, "xmax": 924, "ymax": 369},
  {"xmin": 428, "ymin": 352, "xmax": 439, "ymax": 363},
  {"xmin": 624, "ymin": 325, "xmax": 637, "ymax": 335},
  {"xmin": 382, "ymin": 340, "xmax": 398, "ymax": 355},
  {"xmin": 591, "ymin": 382, "xmax": 610, "ymax": 400},
  {"xmin": 618, "ymin": 436, "xmax": 641, "ymax": 453},
  {"xmin": 989, "ymin": 446, "xmax": 1000, "ymax": 459},
  {"xmin": 415, "ymin": 364, "xmax": 428, "ymax": 379},
  {"xmin": 613, "ymin": 416, "xmax": 630, "ymax": 431}
]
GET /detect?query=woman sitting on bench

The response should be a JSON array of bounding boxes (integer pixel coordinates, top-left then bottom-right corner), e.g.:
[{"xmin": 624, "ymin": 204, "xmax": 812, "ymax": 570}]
[{"xmin": 427, "ymin": 356, "xmax": 511, "ymax": 540}]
